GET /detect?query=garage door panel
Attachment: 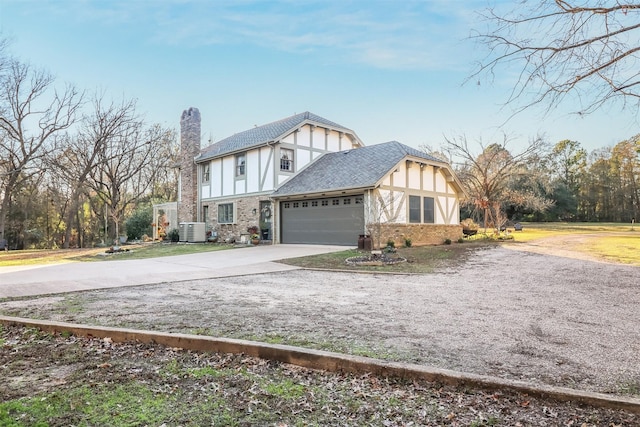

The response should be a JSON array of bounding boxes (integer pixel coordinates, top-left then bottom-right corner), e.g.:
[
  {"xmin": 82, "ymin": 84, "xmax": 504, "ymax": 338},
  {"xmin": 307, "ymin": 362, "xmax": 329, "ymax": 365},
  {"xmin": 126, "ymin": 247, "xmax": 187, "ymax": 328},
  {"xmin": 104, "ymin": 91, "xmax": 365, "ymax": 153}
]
[{"xmin": 281, "ymin": 196, "xmax": 364, "ymax": 245}]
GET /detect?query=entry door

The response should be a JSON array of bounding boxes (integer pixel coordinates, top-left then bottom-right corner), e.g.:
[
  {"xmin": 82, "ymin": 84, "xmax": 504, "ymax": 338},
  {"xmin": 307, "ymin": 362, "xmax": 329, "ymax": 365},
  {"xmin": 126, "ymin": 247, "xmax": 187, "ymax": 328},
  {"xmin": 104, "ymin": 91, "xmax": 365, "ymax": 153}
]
[{"xmin": 259, "ymin": 200, "xmax": 272, "ymax": 240}]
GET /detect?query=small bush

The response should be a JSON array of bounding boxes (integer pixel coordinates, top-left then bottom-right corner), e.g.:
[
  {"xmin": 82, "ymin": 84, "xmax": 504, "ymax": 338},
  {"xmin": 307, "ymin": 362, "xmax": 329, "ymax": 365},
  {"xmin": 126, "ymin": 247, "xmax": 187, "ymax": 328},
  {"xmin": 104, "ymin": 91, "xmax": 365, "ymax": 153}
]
[
  {"xmin": 461, "ymin": 218, "xmax": 479, "ymax": 230},
  {"xmin": 444, "ymin": 238, "xmax": 452, "ymax": 245},
  {"xmin": 404, "ymin": 238, "xmax": 412, "ymax": 247},
  {"xmin": 457, "ymin": 237, "xmax": 464, "ymax": 243},
  {"xmin": 386, "ymin": 239, "xmax": 395, "ymax": 248},
  {"xmin": 125, "ymin": 207, "xmax": 153, "ymax": 240},
  {"xmin": 167, "ymin": 228, "xmax": 180, "ymax": 242}
]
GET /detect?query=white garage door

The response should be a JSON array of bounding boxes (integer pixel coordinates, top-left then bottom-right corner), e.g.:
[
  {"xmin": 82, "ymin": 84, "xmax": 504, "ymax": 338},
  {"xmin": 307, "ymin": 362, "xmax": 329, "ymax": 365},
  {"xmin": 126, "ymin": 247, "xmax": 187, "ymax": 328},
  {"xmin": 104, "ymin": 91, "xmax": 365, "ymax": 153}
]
[{"xmin": 280, "ymin": 195, "xmax": 364, "ymax": 245}]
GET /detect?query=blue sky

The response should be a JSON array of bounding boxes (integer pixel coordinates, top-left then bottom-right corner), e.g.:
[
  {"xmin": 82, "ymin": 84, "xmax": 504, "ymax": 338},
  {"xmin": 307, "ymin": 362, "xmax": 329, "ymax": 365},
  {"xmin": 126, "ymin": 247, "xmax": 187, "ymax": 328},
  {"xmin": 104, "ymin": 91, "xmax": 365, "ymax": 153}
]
[{"xmin": 0, "ymin": 0, "xmax": 636, "ymax": 153}]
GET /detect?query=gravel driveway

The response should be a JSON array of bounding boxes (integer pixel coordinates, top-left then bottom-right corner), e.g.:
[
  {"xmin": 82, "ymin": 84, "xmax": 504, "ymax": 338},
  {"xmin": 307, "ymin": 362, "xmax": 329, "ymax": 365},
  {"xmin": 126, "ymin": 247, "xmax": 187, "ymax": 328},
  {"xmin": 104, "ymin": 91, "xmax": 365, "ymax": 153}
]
[{"xmin": 1, "ymin": 239, "xmax": 639, "ymax": 397}]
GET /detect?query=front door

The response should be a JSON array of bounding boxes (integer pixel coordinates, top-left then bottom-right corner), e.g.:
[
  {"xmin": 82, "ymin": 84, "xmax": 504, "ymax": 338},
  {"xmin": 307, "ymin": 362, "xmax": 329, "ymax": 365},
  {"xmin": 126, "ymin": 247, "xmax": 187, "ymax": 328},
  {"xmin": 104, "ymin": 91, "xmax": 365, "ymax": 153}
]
[{"xmin": 259, "ymin": 201, "xmax": 272, "ymax": 240}]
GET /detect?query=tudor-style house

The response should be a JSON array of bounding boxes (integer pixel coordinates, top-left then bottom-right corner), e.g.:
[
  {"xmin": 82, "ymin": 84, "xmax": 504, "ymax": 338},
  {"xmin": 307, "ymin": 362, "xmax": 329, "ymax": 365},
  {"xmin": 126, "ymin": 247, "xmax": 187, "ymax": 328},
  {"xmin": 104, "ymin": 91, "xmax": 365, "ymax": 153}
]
[{"xmin": 176, "ymin": 107, "xmax": 464, "ymax": 246}]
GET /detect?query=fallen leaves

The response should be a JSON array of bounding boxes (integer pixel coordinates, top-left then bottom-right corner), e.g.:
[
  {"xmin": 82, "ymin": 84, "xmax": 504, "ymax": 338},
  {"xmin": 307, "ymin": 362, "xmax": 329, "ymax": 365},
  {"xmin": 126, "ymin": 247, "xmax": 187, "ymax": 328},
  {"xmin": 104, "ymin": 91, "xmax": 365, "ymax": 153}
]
[{"xmin": 0, "ymin": 324, "xmax": 638, "ymax": 426}]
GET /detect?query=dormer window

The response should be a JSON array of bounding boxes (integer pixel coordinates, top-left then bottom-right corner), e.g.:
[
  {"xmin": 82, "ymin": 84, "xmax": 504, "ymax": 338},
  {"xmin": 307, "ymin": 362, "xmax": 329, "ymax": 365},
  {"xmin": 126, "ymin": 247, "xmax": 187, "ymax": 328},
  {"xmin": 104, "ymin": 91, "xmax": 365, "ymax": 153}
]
[
  {"xmin": 236, "ymin": 153, "xmax": 246, "ymax": 177},
  {"xmin": 280, "ymin": 148, "xmax": 294, "ymax": 172}
]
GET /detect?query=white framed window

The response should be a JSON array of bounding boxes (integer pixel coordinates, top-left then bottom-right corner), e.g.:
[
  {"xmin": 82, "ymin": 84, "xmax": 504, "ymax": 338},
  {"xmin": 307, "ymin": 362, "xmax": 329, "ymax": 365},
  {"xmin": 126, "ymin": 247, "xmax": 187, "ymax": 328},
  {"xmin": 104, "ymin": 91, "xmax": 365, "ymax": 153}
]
[
  {"xmin": 423, "ymin": 197, "xmax": 435, "ymax": 223},
  {"xmin": 280, "ymin": 148, "xmax": 294, "ymax": 172},
  {"xmin": 236, "ymin": 153, "xmax": 246, "ymax": 177},
  {"xmin": 218, "ymin": 203, "xmax": 234, "ymax": 224},
  {"xmin": 201, "ymin": 164, "xmax": 210, "ymax": 182},
  {"xmin": 409, "ymin": 195, "xmax": 421, "ymax": 223},
  {"xmin": 407, "ymin": 195, "xmax": 435, "ymax": 223}
]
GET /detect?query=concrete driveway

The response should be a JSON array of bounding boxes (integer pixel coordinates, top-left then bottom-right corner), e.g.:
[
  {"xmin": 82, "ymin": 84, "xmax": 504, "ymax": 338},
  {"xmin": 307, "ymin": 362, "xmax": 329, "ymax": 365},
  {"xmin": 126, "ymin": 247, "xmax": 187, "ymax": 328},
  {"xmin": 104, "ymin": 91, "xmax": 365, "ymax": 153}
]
[{"xmin": 0, "ymin": 244, "xmax": 345, "ymax": 298}]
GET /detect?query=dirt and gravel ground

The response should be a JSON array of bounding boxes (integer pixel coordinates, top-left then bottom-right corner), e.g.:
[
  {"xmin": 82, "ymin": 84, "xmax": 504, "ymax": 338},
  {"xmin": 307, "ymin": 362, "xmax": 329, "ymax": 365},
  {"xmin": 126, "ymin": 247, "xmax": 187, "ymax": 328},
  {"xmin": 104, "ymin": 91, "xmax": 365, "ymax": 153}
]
[
  {"xmin": 1, "ymin": 323, "xmax": 637, "ymax": 426},
  {"xmin": 1, "ymin": 236, "xmax": 640, "ymax": 425}
]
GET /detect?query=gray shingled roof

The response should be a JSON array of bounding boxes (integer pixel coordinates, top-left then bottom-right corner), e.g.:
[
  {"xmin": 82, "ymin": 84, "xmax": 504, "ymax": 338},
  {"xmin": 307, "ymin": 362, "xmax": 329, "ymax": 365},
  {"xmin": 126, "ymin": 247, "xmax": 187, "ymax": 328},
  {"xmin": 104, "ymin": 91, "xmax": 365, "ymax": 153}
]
[
  {"xmin": 271, "ymin": 141, "xmax": 445, "ymax": 197},
  {"xmin": 198, "ymin": 111, "xmax": 357, "ymax": 162}
]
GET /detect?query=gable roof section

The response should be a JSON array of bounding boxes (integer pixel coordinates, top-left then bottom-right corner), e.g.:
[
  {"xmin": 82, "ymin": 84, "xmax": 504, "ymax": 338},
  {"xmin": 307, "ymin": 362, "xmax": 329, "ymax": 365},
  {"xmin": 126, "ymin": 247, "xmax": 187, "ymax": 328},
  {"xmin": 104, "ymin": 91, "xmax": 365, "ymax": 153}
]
[
  {"xmin": 271, "ymin": 141, "xmax": 447, "ymax": 198},
  {"xmin": 197, "ymin": 111, "xmax": 360, "ymax": 162}
]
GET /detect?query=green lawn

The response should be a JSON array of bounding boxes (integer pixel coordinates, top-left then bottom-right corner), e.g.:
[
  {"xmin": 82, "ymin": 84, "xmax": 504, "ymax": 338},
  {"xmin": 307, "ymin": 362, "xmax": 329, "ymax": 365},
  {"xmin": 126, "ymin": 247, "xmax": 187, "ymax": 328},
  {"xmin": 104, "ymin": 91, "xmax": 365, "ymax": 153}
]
[
  {"xmin": 0, "ymin": 242, "xmax": 235, "ymax": 267},
  {"xmin": 506, "ymin": 222, "xmax": 637, "ymax": 243},
  {"xmin": 505, "ymin": 222, "xmax": 640, "ymax": 265},
  {"xmin": 2, "ymin": 223, "xmax": 639, "ymax": 269}
]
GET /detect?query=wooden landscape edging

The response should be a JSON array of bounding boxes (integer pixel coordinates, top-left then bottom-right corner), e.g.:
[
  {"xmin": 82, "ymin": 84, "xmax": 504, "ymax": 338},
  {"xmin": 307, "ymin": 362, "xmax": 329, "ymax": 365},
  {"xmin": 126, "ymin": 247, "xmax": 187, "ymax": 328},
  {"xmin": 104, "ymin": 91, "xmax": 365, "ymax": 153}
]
[{"xmin": 2, "ymin": 315, "xmax": 640, "ymax": 414}]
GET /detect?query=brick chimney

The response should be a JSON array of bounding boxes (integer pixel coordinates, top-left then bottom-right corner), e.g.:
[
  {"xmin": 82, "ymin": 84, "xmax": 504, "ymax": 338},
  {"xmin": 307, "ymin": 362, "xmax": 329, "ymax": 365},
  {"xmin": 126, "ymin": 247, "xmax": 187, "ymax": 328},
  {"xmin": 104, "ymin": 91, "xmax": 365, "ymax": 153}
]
[{"xmin": 178, "ymin": 107, "xmax": 201, "ymax": 223}]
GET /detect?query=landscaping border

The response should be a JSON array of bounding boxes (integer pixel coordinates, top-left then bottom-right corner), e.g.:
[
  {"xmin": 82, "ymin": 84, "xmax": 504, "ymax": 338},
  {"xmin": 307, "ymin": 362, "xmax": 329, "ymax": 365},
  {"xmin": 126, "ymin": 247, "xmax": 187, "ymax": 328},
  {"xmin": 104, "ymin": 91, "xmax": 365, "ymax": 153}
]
[{"xmin": 2, "ymin": 315, "xmax": 639, "ymax": 414}]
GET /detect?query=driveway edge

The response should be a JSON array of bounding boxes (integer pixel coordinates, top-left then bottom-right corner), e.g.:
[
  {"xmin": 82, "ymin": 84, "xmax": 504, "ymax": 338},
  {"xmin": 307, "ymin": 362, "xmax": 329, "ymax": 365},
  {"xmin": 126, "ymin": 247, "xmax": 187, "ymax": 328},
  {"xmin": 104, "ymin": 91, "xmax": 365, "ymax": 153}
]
[{"xmin": 2, "ymin": 315, "xmax": 639, "ymax": 414}]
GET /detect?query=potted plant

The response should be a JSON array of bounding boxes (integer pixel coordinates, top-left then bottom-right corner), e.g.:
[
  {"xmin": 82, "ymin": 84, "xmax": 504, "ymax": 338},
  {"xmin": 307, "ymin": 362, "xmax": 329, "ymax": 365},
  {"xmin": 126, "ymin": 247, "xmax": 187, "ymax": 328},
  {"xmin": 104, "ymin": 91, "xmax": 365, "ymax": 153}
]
[
  {"xmin": 247, "ymin": 225, "xmax": 260, "ymax": 245},
  {"xmin": 259, "ymin": 221, "xmax": 269, "ymax": 240}
]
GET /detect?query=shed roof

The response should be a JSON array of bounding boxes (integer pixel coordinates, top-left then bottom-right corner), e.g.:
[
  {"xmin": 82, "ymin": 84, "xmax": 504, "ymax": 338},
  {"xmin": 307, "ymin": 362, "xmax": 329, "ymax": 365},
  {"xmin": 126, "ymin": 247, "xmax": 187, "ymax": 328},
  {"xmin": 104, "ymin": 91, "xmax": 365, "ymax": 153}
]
[{"xmin": 198, "ymin": 111, "xmax": 359, "ymax": 162}]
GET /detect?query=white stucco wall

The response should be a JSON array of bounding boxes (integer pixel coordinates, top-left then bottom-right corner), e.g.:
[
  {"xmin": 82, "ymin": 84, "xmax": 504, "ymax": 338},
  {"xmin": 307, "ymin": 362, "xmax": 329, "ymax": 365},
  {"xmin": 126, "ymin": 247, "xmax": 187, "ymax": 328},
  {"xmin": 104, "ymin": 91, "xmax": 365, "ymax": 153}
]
[
  {"xmin": 199, "ymin": 123, "xmax": 357, "ymax": 202},
  {"xmin": 372, "ymin": 159, "xmax": 461, "ymax": 226}
]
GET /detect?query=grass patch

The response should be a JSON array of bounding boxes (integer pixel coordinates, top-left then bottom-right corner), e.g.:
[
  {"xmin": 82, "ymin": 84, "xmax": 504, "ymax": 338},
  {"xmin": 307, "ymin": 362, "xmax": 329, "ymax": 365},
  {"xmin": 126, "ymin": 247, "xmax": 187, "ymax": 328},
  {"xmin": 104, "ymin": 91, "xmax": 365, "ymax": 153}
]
[
  {"xmin": 0, "ymin": 383, "xmax": 206, "ymax": 426},
  {"xmin": 582, "ymin": 235, "xmax": 640, "ymax": 266},
  {"xmin": 279, "ymin": 243, "xmax": 492, "ymax": 274},
  {"xmin": 262, "ymin": 378, "xmax": 307, "ymax": 399},
  {"xmin": 507, "ymin": 222, "xmax": 637, "ymax": 243},
  {"xmin": 0, "ymin": 242, "xmax": 234, "ymax": 266}
]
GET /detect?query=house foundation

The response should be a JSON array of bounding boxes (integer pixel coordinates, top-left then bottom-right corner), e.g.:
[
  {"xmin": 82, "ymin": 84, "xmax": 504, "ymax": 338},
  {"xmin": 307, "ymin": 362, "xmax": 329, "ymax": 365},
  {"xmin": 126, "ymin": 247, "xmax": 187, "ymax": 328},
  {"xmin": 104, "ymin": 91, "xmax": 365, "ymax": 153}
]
[{"xmin": 379, "ymin": 224, "xmax": 463, "ymax": 247}]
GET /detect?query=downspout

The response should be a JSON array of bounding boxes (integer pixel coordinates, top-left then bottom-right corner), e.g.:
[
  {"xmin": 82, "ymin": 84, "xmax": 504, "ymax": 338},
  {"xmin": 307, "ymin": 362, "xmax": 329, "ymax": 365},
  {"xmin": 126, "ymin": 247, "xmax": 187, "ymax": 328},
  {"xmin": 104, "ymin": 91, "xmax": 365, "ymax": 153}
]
[
  {"xmin": 195, "ymin": 156, "xmax": 202, "ymax": 222},
  {"xmin": 266, "ymin": 139, "xmax": 278, "ymax": 244}
]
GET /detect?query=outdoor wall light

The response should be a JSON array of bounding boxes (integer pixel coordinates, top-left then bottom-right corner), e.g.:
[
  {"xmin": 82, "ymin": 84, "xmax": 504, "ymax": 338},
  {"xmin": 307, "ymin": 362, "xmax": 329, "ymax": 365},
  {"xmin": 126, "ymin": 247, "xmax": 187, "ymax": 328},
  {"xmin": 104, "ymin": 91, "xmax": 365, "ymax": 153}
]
[{"xmin": 252, "ymin": 208, "xmax": 257, "ymax": 214}]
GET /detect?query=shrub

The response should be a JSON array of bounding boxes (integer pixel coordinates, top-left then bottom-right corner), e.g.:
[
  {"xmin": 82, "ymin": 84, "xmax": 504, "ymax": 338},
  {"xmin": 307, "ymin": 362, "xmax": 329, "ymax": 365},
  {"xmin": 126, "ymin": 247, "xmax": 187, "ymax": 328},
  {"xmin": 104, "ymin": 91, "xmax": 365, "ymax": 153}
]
[
  {"xmin": 444, "ymin": 238, "xmax": 452, "ymax": 245},
  {"xmin": 167, "ymin": 228, "xmax": 180, "ymax": 242},
  {"xmin": 404, "ymin": 237, "xmax": 412, "ymax": 247},
  {"xmin": 457, "ymin": 237, "xmax": 464, "ymax": 243},
  {"xmin": 386, "ymin": 239, "xmax": 395, "ymax": 248},
  {"xmin": 125, "ymin": 207, "xmax": 153, "ymax": 240},
  {"xmin": 461, "ymin": 218, "xmax": 479, "ymax": 230}
]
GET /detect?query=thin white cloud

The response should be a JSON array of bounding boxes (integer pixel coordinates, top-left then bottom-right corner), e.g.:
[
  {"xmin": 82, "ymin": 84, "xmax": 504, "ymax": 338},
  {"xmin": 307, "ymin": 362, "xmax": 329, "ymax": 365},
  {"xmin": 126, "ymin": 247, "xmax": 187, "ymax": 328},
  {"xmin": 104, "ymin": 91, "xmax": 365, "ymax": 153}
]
[{"xmin": 35, "ymin": 0, "xmax": 487, "ymax": 71}]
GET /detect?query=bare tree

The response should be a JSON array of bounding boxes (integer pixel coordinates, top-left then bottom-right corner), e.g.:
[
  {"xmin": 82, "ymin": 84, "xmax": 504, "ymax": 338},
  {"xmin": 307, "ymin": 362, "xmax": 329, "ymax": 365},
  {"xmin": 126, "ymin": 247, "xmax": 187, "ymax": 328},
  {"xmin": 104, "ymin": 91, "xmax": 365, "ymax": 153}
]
[
  {"xmin": 86, "ymin": 100, "xmax": 173, "ymax": 242},
  {"xmin": 471, "ymin": 1, "xmax": 640, "ymax": 116},
  {"xmin": 147, "ymin": 128, "xmax": 179, "ymax": 203},
  {"xmin": 364, "ymin": 191, "xmax": 396, "ymax": 250},
  {"xmin": 49, "ymin": 96, "xmax": 143, "ymax": 247},
  {"xmin": 445, "ymin": 133, "xmax": 551, "ymax": 230},
  {"xmin": 0, "ymin": 59, "xmax": 82, "ymax": 238}
]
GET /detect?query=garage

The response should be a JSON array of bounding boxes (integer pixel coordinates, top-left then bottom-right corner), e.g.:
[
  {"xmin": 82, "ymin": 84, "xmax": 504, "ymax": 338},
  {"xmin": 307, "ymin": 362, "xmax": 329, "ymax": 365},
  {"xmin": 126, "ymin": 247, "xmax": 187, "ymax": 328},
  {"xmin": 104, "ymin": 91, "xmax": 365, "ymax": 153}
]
[{"xmin": 280, "ymin": 195, "xmax": 364, "ymax": 245}]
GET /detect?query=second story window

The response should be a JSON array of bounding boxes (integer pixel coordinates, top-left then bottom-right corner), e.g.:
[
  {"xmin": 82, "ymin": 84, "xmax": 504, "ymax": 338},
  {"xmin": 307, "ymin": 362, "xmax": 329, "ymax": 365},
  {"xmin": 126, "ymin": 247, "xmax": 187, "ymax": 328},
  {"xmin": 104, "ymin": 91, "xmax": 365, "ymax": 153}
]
[
  {"xmin": 236, "ymin": 153, "xmax": 246, "ymax": 177},
  {"xmin": 201, "ymin": 164, "xmax": 210, "ymax": 182},
  {"xmin": 280, "ymin": 148, "xmax": 294, "ymax": 172}
]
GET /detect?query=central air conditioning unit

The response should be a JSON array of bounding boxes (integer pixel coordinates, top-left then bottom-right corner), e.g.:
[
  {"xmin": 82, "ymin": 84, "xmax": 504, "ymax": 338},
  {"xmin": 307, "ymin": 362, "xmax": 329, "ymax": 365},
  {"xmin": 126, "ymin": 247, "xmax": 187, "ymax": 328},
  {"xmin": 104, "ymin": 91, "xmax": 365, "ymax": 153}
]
[{"xmin": 178, "ymin": 222, "xmax": 206, "ymax": 243}]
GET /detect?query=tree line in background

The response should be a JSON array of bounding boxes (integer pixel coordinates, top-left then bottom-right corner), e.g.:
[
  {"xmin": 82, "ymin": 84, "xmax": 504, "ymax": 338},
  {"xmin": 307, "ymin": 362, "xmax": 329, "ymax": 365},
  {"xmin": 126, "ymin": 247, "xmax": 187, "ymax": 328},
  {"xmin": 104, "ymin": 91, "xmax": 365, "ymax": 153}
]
[
  {"xmin": 0, "ymin": 41, "xmax": 178, "ymax": 250},
  {"xmin": 432, "ymin": 134, "xmax": 640, "ymax": 229},
  {"xmin": 2, "ymin": 14, "xmax": 640, "ymax": 251}
]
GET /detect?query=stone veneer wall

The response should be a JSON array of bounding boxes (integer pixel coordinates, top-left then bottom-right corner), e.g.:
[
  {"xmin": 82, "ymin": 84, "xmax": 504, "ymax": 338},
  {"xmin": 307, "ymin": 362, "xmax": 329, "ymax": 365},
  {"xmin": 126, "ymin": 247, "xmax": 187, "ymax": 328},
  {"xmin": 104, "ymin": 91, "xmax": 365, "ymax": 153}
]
[
  {"xmin": 378, "ymin": 224, "xmax": 463, "ymax": 247},
  {"xmin": 178, "ymin": 107, "xmax": 201, "ymax": 224},
  {"xmin": 202, "ymin": 195, "xmax": 273, "ymax": 243}
]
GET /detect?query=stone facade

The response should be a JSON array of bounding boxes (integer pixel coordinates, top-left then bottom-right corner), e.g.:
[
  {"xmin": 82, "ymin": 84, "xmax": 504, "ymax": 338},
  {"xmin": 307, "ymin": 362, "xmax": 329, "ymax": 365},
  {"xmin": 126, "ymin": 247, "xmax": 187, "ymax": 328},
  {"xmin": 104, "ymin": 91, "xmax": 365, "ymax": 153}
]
[
  {"xmin": 178, "ymin": 107, "xmax": 201, "ymax": 224},
  {"xmin": 202, "ymin": 195, "xmax": 274, "ymax": 243},
  {"xmin": 378, "ymin": 223, "xmax": 463, "ymax": 247}
]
